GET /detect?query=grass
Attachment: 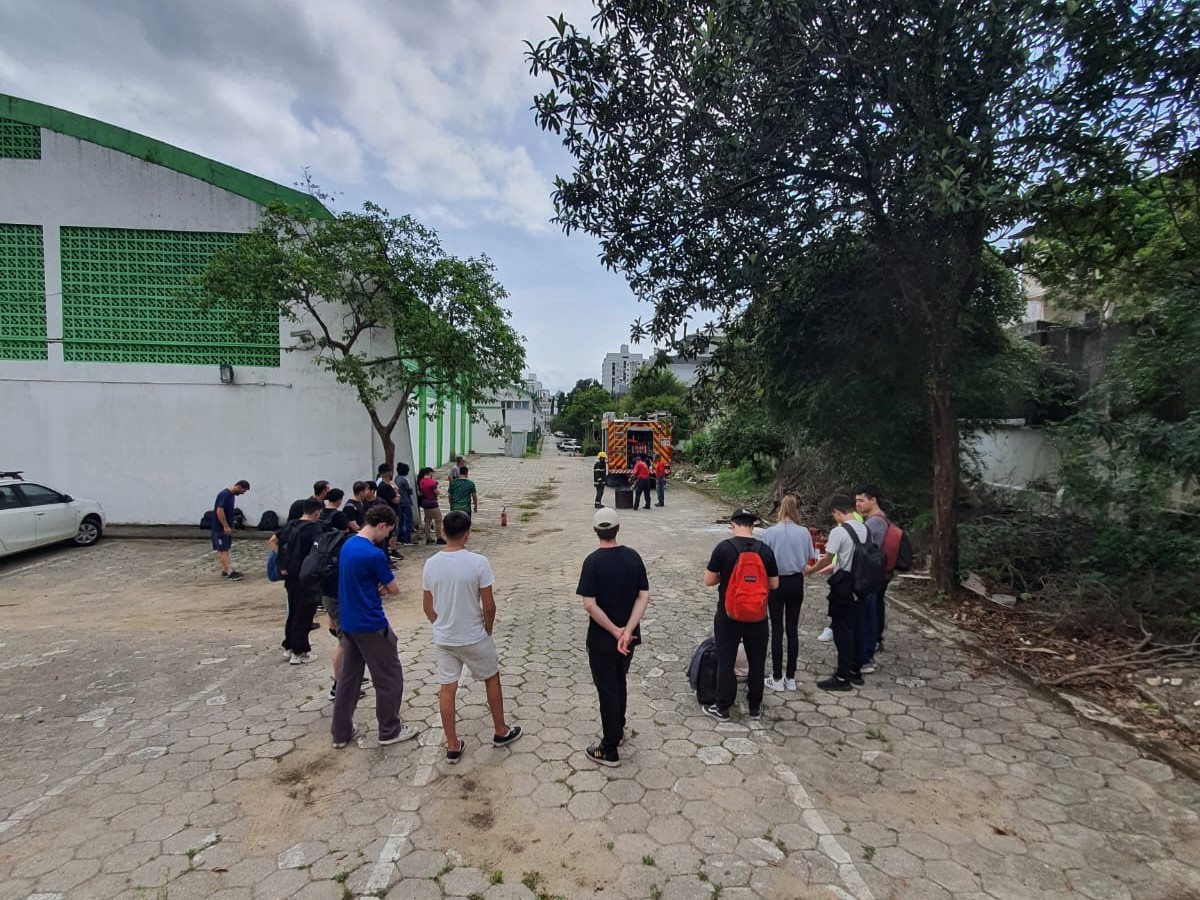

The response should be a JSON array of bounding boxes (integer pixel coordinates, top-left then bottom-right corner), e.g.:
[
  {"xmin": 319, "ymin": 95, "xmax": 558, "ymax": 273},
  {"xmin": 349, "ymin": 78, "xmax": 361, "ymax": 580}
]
[
  {"xmin": 649, "ymin": 885, "xmax": 662, "ymax": 900},
  {"xmin": 642, "ymin": 855, "xmax": 656, "ymax": 866},
  {"xmin": 714, "ymin": 461, "xmax": 769, "ymax": 499},
  {"xmin": 522, "ymin": 872, "xmax": 543, "ymax": 892},
  {"xmin": 863, "ymin": 845, "xmax": 876, "ymax": 862},
  {"xmin": 490, "ymin": 870, "xmax": 504, "ymax": 884}
]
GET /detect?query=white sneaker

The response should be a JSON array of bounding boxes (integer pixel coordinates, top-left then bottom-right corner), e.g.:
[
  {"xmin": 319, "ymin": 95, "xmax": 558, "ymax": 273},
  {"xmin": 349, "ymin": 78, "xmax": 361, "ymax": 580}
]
[
  {"xmin": 764, "ymin": 676, "xmax": 786, "ymax": 691},
  {"xmin": 289, "ymin": 651, "xmax": 317, "ymax": 665},
  {"xmin": 817, "ymin": 626, "xmax": 834, "ymax": 642},
  {"xmin": 379, "ymin": 723, "xmax": 420, "ymax": 746},
  {"xmin": 860, "ymin": 662, "xmax": 878, "ymax": 674},
  {"xmin": 785, "ymin": 678, "xmax": 797, "ymax": 691}
]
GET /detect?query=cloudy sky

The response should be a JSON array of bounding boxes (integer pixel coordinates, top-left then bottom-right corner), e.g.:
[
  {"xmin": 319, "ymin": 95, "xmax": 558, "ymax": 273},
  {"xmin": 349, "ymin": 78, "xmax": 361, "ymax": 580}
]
[{"xmin": 0, "ymin": 0, "xmax": 653, "ymax": 393}]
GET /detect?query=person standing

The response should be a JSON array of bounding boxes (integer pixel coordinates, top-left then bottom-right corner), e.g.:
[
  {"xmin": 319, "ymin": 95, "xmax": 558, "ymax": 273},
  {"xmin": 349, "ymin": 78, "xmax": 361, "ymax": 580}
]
[
  {"xmin": 653, "ymin": 454, "xmax": 667, "ymax": 507},
  {"xmin": 449, "ymin": 455, "xmax": 466, "ymax": 481},
  {"xmin": 592, "ymin": 452, "xmax": 608, "ymax": 508},
  {"xmin": 632, "ymin": 456, "xmax": 652, "ymax": 510},
  {"xmin": 760, "ymin": 495, "xmax": 818, "ymax": 691},
  {"xmin": 375, "ymin": 464, "xmax": 403, "ymax": 562},
  {"xmin": 855, "ymin": 484, "xmax": 891, "ymax": 671},
  {"xmin": 288, "ymin": 481, "xmax": 329, "ymax": 522},
  {"xmin": 702, "ymin": 508, "xmax": 779, "ymax": 720},
  {"xmin": 422, "ymin": 511, "xmax": 522, "ymax": 763},
  {"xmin": 330, "ymin": 504, "xmax": 420, "ymax": 748},
  {"xmin": 271, "ymin": 499, "xmax": 324, "ymax": 664},
  {"xmin": 577, "ymin": 507, "xmax": 649, "ymax": 766},
  {"xmin": 396, "ymin": 462, "xmax": 416, "ymax": 546},
  {"xmin": 212, "ymin": 479, "xmax": 250, "ymax": 580},
  {"xmin": 319, "ymin": 488, "xmax": 350, "ymax": 531},
  {"xmin": 418, "ymin": 467, "xmax": 445, "ymax": 544},
  {"xmin": 448, "ymin": 465, "xmax": 478, "ymax": 516},
  {"xmin": 804, "ymin": 495, "xmax": 867, "ymax": 691},
  {"xmin": 343, "ymin": 481, "xmax": 368, "ymax": 534}
]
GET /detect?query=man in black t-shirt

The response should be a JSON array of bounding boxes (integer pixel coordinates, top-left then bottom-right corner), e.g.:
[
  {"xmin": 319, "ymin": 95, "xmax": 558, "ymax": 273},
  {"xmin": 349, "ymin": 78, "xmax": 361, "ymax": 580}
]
[
  {"xmin": 319, "ymin": 487, "xmax": 350, "ymax": 532},
  {"xmin": 576, "ymin": 507, "xmax": 649, "ymax": 767},
  {"xmin": 703, "ymin": 508, "xmax": 779, "ymax": 721},
  {"xmin": 271, "ymin": 498, "xmax": 325, "ymax": 663},
  {"xmin": 342, "ymin": 481, "xmax": 368, "ymax": 533},
  {"xmin": 288, "ymin": 480, "xmax": 330, "ymax": 522}
]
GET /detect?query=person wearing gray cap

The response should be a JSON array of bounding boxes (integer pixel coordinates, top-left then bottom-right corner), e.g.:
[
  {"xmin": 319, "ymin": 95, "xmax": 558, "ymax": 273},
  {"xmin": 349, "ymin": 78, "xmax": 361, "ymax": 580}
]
[{"xmin": 576, "ymin": 507, "xmax": 650, "ymax": 767}]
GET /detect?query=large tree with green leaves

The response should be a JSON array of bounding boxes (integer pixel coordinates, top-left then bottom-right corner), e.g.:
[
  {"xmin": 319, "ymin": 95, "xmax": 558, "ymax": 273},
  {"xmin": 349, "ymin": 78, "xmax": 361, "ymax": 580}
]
[
  {"xmin": 620, "ymin": 366, "xmax": 693, "ymax": 438},
  {"xmin": 553, "ymin": 378, "xmax": 614, "ymax": 441},
  {"xmin": 528, "ymin": 0, "xmax": 1198, "ymax": 595},
  {"xmin": 201, "ymin": 201, "xmax": 526, "ymax": 469}
]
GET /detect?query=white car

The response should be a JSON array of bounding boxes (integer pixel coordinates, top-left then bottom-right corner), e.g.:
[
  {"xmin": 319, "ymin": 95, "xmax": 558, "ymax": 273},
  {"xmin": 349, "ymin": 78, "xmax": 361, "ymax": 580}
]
[{"xmin": 0, "ymin": 473, "xmax": 105, "ymax": 558}]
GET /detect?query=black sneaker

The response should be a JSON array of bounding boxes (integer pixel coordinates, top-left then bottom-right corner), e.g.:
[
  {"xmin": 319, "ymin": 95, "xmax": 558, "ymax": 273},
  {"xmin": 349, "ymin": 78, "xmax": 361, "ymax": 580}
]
[
  {"xmin": 849, "ymin": 673, "xmax": 865, "ymax": 686},
  {"xmin": 817, "ymin": 677, "xmax": 852, "ymax": 692},
  {"xmin": 222, "ymin": 571, "xmax": 244, "ymax": 581},
  {"xmin": 702, "ymin": 704, "xmax": 730, "ymax": 721},
  {"xmin": 748, "ymin": 707, "xmax": 762, "ymax": 720},
  {"xmin": 446, "ymin": 738, "xmax": 466, "ymax": 764},
  {"xmin": 583, "ymin": 744, "xmax": 620, "ymax": 767},
  {"xmin": 492, "ymin": 725, "xmax": 523, "ymax": 747}
]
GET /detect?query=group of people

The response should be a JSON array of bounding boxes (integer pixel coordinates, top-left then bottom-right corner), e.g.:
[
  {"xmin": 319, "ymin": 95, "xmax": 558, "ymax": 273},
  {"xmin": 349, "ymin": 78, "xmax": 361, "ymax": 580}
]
[{"xmin": 592, "ymin": 450, "xmax": 668, "ymax": 509}]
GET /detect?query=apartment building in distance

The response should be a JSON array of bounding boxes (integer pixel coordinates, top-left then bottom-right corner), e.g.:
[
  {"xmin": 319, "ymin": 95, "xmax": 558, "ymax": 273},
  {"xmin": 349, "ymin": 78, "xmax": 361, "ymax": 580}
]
[{"xmin": 601, "ymin": 344, "xmax": 644, "ymax": 395}]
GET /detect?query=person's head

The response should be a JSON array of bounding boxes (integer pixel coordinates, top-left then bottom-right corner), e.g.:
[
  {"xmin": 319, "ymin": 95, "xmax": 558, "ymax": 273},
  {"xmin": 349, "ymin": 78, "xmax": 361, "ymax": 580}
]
[
  {"xmin": 362, "ymin": 503, "xmax": 397, "ymax": 539},
  {"xmin": 420, "ymin": 467, "xmax": 433, "ymax": 480},
  {"xmin": 593, "ymin": 507, "xmax": 619, "ymax": 542},
  {"xmin": 325, "ymin": 487, "xmax": 345, "ymax": 507},
  {"xmin": 313, "ymin": 480, "xmax": 330, "ymax": 499},
  {"xmin": 597, "ymin": 451, "xmax": 606, "ymax": 462},
  {"xmin": 456, "ymin": 456, "xmax": 466, "ymax": 466},
  {"xmin": 855, "ymin": 484, "xmax": 882, "ymax": 517},
  {"xmin": 352, "ymin": 480, "xmax": 367, "ymax": 499},
  {"xmin": 458, "ymin": 465, "xmax": 469, "ymax": 478},
  {"xmin": 233, "ymin": 479, "xmax": 250, "ymax": 495},
  {"xmin": 778, "ymin": 495, "xmax": 801, "ymax": 526},
  {"xmin": 442, "ymin": 510, "xmax": 472, "ymax": 543},
  {"xmin": 363, "ymin": 481, "xmax": 377, "ymax": 499},
  {"xmin": 396, "ymin": 462, "xmax": 410, "ymax": 477},
  {"xmin": 377, "ymin": 463, "xmax": 391, "ymax": 478},
  {"xmin": 301, "ymin": 498, "xmax": 323, "ymax": 519},
  {"xmin": 828, "ymin": 493, "xmax": 856, "ymax": 523},
  {"xmin": 729, "ymin": 507, "xmax": 756, "ymax": 536}
]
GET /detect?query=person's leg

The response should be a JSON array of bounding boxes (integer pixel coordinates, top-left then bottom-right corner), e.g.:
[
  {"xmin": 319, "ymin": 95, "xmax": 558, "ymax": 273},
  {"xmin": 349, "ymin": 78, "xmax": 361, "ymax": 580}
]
[
  {"xmin": 767, "ymin": 590, "xmax": 784, "ymax": 681},
  {"xmin": 483, "ymin": 674, "xmax": 510, "ymax": 736},
  {"xmin": 588, "ymin": 650, "xmax": 623, "ymax": 751},
  {"xmin": 438, "ymin": 681, "xmax": 460, "ymax": 750},
  {"xmin": 784, "ymin": 577, "xmax": 804, "ymax": 680},
  {"xmin": 856, "ymin": 591, "xmax": 878, "ymax": 669},
  {"xmin": 876, "ymin": 582, "xmax": 888, "ymax": 651},
  {"xmin": 643, "ymin": 480, "xmax": 652, "ymax": 508},
  {"xmin": 401, "ymin": 506, "xmax": 414, "ymax": 544},
  {"xmin": 829, "ymin": 601, "xmax": 856, "ymax": 681},
  {"xmin": 432, "ymin": 508, "xmax": 444, "ymax": 541},
  {"xmin": 293, "ymin": 598, "xmax": 319, "ymax": 655},
  {"xmin": 331, "ymin": 633, "xmax": 365, "ymax": 744},
  {"xmin": 618, "ymin": 651, "xmax": 633, "ymax": 740},
  {"xmin": 357, "ymin": 628, "xmax": 406, "ymax": 741},
  {"xmin": 216, "ymin": 549, "xmax": 230, "ymax": 574},
  {"xmin": 712, "ymin": 614, "xmax": 739, "ymax": 711},
  {"xmin": 423, "ymin": 508, "xmax": 434, "ymax": 542},
  {"xmin": 283, "ymin": 581, "xmax": 306, "ymax": 654},
  {"xmin": 745, "ymin": 620, "xmax": 769, "ymax": 711},
  {"xmin": 594, "ymin": 482, "xmax": 605, "ymax": 506},
  {"xmin": 656, "ymin": 476, "xmax": 665, "ymax": 506}
]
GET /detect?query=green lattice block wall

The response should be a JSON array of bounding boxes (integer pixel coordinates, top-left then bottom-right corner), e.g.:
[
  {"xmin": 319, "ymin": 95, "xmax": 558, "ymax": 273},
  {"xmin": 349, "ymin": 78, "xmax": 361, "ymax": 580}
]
[
  {"xmin": 60, "ymin": 227, "xmax": 279, "ymax": 366},
  {"xmin": 0, "ymin": 224, "xmax": 47, "ymax": 360},
  {"xmin": 0, "ymin": 117, "xmax": 40, "ymax": 159}
]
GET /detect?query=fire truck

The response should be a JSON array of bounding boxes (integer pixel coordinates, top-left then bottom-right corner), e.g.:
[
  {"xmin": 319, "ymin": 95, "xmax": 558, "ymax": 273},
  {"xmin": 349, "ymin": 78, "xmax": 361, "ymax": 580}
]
[{"xmin": 601, "ymin": 412, "xmax": 673, "ymax": 485}]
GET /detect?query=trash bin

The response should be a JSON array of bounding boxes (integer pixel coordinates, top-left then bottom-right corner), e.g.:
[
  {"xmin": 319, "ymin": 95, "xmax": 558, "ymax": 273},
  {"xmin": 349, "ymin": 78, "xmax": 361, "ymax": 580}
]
[{"xmin": 614, "ymin": 486, "xmax": 634, "ymax": 510}]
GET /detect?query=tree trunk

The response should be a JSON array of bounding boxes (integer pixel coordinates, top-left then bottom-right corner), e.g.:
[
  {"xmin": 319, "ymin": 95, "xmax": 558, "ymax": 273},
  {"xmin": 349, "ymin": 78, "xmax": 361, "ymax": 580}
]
[{"xmin": 928, "ymin": 346, "xmax": 960, "ymax": 597}]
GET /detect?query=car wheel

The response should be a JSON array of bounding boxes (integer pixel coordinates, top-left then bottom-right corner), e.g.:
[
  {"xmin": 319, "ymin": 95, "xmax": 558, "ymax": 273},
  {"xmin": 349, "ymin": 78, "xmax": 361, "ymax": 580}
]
[{"xmin": 73, "ymin": 516, "xmax": 102, "ymax": 547}]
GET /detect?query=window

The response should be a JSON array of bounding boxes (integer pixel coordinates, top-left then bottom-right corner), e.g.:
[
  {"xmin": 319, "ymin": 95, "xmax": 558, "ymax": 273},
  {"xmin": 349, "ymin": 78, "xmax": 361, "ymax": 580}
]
[
  {"xmin": 0, "ymin": 118, "xmax": 40, "ymax": 159},
  {"xmin": 16, "ymin": 483, "xmax": 63, "ymax": 507},
  {"xmin": 0, "ymin": 224, "xmax": 46, "ymax": 360},
  {"xmin": 0, "ymin": 485, "xmax": 23, "ymax": 510}
]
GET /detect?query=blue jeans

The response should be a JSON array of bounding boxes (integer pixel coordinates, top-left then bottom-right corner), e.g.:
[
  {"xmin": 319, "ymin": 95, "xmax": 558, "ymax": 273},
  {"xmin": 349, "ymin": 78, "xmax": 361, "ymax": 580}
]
[
  {"xmin": 856, "ymin": 590, "xmax": 879, "ymax": 667},
  {"xmin": 656, "ymin": 476, "xmax": 665, "ymax": 505},
  {"xmin": 398, "ymin": 505, "xmax": 413, "ymax": 544}
]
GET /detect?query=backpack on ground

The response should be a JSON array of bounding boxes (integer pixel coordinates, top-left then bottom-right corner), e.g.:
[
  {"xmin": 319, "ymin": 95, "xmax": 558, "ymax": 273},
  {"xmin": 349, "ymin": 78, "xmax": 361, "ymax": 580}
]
[
  {"xmin": 258, "ymin": 510, "xmax": 280, "ymax": 532},
  {"xmin": 199, "ymin": 510, "xmax": 214, "ymax": 530},
  {"xmin": 842, "ymin": 523, "xmax": 887, "ymax": 596},
  {"xmin": 687, "ymin": 637, "xmax": 719, "ymax": 706},
  {"xmin": 882, "ymin": 520, "xmax": 914, "ymax": 573},
  {"xmin": 298, "ymin": 530, "xmax": 350, "ymax": 593},
  {"xmin": 724, "ymin": 540, "xmax": 770, "ymax": 622},
  {"xmin": 231, "ymin": 508, "xmax": 246, "ymax": 530}
]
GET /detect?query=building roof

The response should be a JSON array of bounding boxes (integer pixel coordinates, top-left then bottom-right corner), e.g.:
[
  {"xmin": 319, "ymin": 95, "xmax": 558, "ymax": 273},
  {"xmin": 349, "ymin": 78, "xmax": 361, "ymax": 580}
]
[{"xmin": 1, "ymin": 93, "xmax": 330, "ymax": 219}]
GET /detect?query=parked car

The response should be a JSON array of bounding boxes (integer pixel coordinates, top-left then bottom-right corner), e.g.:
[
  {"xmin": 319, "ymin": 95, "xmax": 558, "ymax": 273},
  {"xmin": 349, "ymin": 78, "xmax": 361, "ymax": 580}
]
[
  {"xmin": 560, "ymin": 440, "xmax": 581, "ymax": 453},
  {"xmin": 0, "ymin": 472, "xmax": 105, "ymax": 558}
]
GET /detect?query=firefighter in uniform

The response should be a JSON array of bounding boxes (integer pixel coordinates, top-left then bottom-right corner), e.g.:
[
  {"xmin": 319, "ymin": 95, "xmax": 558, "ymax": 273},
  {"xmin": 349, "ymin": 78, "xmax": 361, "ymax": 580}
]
[{"xmin": 593, "ymin": 452, "xmax": 608, "ymax": 508}]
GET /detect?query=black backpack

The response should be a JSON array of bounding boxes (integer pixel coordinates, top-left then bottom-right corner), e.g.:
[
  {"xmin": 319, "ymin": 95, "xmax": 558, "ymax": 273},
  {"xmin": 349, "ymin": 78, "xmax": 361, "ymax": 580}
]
[
  {"xmin": 231, "ymin": 508, "xmax": 246, "ymax": 530},
  {"xmin": 687, "ymin": 637, "xmax": 719, "ymax": 706},
  {"xmin": 257, "ymin": 510, "xmax": 280, "ymax": 532},
  {"xmin": 842, "ymin": 523, "xmax": 887, "ymax": 596},
  {"xmin": 298, "ymin": 530, "xmax": 351, "ymax": 593},
  {"xmin": 199, "ymin": 510, "xmax": 214, "ymax": 530},
  {"xmin": 275, "ymin": 520, "xmax": 313, "ymax": 578}
]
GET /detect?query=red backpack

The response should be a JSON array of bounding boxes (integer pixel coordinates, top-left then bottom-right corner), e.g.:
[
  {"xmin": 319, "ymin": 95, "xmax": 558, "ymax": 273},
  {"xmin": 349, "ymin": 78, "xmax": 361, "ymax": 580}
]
[{"xmin": 724, "ymin": 540, "xmax": 770, "ymax": 621}]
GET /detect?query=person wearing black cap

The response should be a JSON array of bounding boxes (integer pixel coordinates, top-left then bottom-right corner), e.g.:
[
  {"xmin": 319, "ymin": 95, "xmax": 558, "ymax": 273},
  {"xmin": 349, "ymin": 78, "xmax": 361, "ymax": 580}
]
[
  {"xmin": 577, "ymin": 507, "xmax": 649, "ymax": 766},
  {"xmin": 702, "ymin": 508, "xmax": 779, "ymax": 720}
]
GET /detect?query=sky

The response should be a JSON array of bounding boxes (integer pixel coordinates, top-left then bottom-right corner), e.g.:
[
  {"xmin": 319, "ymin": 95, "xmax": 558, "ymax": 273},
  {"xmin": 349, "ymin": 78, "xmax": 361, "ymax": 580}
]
[{"xmin": 0, "ymin": 0, "xmax": 655, "ymax": 394}]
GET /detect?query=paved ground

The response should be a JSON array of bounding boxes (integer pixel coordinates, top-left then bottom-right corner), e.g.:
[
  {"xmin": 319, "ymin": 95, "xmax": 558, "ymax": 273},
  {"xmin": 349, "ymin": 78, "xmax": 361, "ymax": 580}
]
[{"xmin": 1, "ymin": 452, "xmax": 1198, "ymax": 900}]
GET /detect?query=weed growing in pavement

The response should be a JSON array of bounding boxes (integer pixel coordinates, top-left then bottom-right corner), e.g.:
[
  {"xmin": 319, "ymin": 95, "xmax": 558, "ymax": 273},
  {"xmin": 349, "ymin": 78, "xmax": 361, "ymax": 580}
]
[
  {"xmin": 864, "ymin": 845, "xmax": 877, "ymax": 861},
  {"xmin": 490, "ymin": 870, "xmax": 503, "ymax": 884},
  {"xmin": 649, "ymin": 884, "xmax": 662, "ymax": 900},
  {"xmin": 642, "ymin": 854, "xmax": 656, "ymax": 866}
]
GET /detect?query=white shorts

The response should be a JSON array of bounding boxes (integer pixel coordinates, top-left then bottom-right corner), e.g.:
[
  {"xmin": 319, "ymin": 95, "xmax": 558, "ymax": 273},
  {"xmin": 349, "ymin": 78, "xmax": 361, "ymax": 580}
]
[{"xmin": 435, "ymin": 636, "xmax": 500, "ymax": 685}]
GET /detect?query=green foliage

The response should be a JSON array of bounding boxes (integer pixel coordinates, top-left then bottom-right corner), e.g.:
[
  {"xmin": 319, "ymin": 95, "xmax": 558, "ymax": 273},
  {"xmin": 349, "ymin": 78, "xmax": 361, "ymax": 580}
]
[
  {"xmin": 200, "ymin": 198, "xmax": 525, "ymax": 465},
  {"xmin": 553, "ymin": 378, "xmax": 613, "ymax": 442},
  {"xmin": 619, "ymin": 367, "xmax": 693, "ymax": 439},
  {"xmin": 716, "ymin": 461, "xmax": 768, "ymax": 499}
]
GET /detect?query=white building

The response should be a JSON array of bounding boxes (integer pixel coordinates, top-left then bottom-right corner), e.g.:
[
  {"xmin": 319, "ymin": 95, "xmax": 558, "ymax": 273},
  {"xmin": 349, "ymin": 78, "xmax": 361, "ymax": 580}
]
[
  {"xmin": 470, "ymin": 385, "xmax": 538, "ymax": 456},
  {"xmin": 601, "ymin": 344, "xmax": 644, "ymax": 395},
  {"xmin": 0, "ymin": 94, "xmax": 471, "ymax": 524}
]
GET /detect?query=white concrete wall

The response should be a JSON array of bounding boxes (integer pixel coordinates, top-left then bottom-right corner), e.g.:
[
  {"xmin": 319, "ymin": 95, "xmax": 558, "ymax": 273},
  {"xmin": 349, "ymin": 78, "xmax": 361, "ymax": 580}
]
[
  {"xmin": 968, "ymin": 424, "xmax": 1060, "ymax": 489},
  {"xmin": 0, "ymin": 129, "xmax": 416, "ymax": 523}
]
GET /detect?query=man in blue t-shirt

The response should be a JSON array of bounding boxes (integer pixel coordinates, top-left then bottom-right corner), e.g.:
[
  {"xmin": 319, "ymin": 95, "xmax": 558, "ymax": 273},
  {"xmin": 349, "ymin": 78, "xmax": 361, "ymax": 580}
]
[
  {"xmin": 212, "ymin": 479, "xmax": 250, "ymax": 581},
  {"xmin": 330, "ymin": 504, "xmax": 421, "ymax": 749}
]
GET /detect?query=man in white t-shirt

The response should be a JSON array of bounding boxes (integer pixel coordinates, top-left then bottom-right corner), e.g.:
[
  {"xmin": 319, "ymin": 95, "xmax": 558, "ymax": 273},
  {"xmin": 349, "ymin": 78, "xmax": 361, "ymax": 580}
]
[
  {"xmin": 804, "ymin": 494, "xmax": 868, "ymax": 692},
  {"xmin": 422, "ymin": 510, "xmax": 522, "ymax": 764}
]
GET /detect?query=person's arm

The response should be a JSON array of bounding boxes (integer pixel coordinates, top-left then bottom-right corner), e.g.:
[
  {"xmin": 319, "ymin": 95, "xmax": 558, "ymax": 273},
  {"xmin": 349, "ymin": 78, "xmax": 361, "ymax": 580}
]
[
  {"xmin": 422, "ymin": 589, "xmax": 436, "ymax": 623},
  {"xmin": 703, "ymin": 570, "xmax": 720, "ymax": 587},
  {"xmin": 617, "ymin": 588, "xmax": 650, "ymax": 655},
  {"xmin": 480, "ymin": 585, "xmax": 496, "ymax": 635},
  {"xmin": 582, "ymin": 595, "xmax": 625, "ymax": 641},
  {"xmin": 267, "ymin": 533, "xmax": 279, "ymax": 552},
  {"xmin": 471, "ymin": 489, "xmax": 478, "ymax": 513},
  {"xmin": 215, "ymin": 503, "xmax": 231, "ymax": 534},
  {"xmin": 380, "ymin": 580, "xmax": 400, "ymax": 596},
  {"xmin": 703, "ymin": 543, "xmax": 723, "ymax": 587}
]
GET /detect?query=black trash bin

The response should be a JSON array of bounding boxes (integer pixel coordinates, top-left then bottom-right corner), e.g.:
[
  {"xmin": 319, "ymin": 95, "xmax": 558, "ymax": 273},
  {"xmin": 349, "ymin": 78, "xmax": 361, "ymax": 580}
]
[{"xmin": 614, "ymin": 486, "xmax": 634, "ymax": 510}]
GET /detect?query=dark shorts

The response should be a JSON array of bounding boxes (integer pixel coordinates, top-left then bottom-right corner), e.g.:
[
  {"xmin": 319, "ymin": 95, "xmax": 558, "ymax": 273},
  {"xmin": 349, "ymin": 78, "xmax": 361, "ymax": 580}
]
[
  {"xmin": 322, "ymin": 594, "xmax": 340, "ymax": 636},
  {"xmin": 211, "ymin": 531, "xmax": 232, "ymax": 552}
]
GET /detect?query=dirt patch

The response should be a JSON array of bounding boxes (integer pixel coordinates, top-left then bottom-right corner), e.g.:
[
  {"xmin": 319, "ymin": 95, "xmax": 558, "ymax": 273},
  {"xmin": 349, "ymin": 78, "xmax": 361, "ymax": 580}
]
[
  {"xmin": 426, "ymin": 765, "xmax": 616, "ymax": 896},
  {"xmin": 238, "ymin": 736, "xmax": 351, "ymax": 853},
  {"xmin": 766, "ymin": 872, "xmax": 839, "ymax": 899}
]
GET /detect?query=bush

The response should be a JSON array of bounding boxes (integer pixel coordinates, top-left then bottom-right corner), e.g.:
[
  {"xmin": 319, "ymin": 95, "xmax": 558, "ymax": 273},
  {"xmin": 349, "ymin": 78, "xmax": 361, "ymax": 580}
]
[
  {"xmin": 716, "ymin": 462, "xmax": 769, "ymax": 498},
  {"xmin": 678, "ymin": 431, "xmax": 714, "ymax": 467},
  {"xmin": 582, "ymin": 441, "xmax": 601, "ymax": 457}
]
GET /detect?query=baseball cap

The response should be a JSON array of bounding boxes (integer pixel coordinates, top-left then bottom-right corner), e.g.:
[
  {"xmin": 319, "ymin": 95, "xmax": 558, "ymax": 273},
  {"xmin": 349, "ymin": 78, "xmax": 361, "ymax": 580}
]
[
  {"xmin": 730, "ymin": 507, "xmax": 756, "ymax": 524},
  {"xmin": 593, "ymin": 507, "xmax": 619, "ymax": 529},
  {"xmin": 597, "ymin": 451, "xmax": 606, "ymax": 459}
]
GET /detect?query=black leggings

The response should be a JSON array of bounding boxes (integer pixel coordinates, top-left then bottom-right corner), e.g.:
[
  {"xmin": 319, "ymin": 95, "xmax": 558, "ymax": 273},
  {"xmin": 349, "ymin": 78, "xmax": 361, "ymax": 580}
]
[{"xmin": 768, "ymin": 573, "xmax": 805, "ymax": 680}]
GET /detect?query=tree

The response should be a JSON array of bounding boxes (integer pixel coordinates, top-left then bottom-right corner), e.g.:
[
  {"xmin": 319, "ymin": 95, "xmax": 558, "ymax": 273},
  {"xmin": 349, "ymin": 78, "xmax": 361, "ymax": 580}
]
[
  {"xmin": 621, "ymin": 366, "xmax": 693, "ymax": 438},
  {"xmin": 201, "ymin": 201, "xmax": 526, "ymax": 469},
  {"xmin": 528, "ymin": 1, "xmax": 1197, "ymax": 595},
  {"xmin": 553, "ymin": 378, "xmax": 613, "ymax": 441}
]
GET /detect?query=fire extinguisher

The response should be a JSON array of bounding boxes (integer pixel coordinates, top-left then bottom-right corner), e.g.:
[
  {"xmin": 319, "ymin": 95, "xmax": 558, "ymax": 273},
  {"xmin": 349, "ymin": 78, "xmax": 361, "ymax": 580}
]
[{"xmin": 500, "ymin": 506, "xmax": 508, "ymax": 527}]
